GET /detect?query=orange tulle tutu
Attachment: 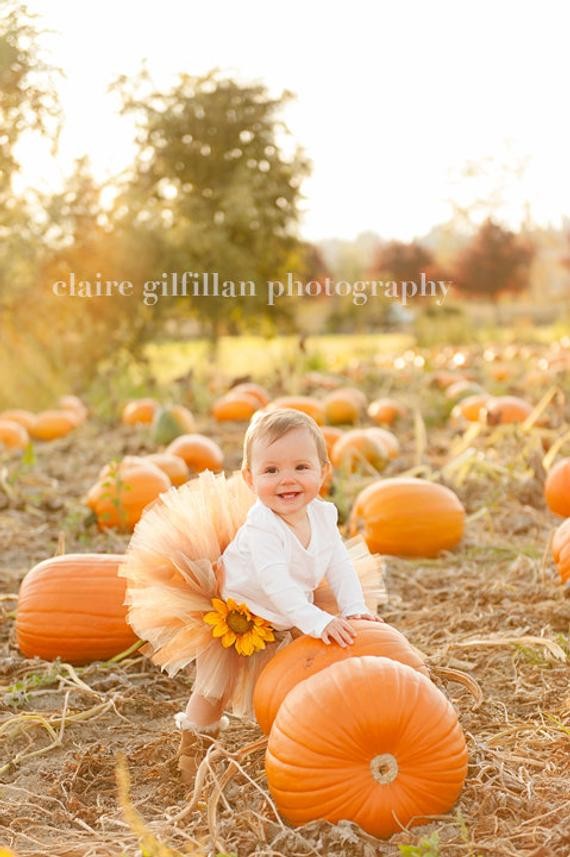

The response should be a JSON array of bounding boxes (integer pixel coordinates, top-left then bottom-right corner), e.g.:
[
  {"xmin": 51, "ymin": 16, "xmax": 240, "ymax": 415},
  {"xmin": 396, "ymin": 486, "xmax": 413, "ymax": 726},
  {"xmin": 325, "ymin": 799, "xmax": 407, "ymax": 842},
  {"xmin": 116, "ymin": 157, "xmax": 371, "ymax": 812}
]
[{"xmin": 119, "ymin": 470, "xmax": 386, "ymax": 718}]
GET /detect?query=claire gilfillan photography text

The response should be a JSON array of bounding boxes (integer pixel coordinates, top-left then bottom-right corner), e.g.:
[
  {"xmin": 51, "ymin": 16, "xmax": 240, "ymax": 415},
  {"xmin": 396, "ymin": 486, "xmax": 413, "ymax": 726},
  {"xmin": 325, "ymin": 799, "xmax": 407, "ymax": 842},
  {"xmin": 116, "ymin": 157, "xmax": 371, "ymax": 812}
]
[{"xmin": 51, "ymin": 271, "xmax": 451, "ymax": 307}]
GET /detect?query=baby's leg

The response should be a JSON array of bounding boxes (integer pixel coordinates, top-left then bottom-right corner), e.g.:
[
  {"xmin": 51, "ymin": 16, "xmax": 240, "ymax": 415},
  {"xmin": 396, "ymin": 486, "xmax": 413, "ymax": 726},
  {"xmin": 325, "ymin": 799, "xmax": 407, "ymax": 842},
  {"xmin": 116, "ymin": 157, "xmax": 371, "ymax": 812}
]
[
  {"xmin": 175, "ymin": 667, "xmax": 229, "ymax": 783},
  {"xmin": 183, "ymin": 689, "xmax": 226, "ymax": 728}
]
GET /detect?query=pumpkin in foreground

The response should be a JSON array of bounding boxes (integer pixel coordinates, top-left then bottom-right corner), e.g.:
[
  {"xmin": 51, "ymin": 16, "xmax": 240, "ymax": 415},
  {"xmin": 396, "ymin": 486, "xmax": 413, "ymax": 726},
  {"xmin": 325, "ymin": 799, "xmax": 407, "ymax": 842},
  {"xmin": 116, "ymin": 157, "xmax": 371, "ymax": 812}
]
[
  {"xmin": 265, "ymin": 656, "xmax": 468, "ymax": 839},
  {"xmin": 349, "ymin": 476, "xmax": 465, "ymax": 557},
  {"xmin": 253, "ymin": 619, "xmax": 429, "ymax": 734},
  {"xmin": 16, "ymin": 554, "xmax": 138, "ymax": 665}
]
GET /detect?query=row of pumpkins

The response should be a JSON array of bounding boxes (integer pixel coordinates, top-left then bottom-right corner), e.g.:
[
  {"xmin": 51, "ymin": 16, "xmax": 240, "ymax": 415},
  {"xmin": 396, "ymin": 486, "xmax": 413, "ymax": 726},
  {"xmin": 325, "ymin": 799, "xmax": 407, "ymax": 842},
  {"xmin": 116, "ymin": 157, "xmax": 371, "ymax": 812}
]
[
  {"xmin": 2, "ymin": 381, "xmax": 568, "ymax": 574},
  {"xmin": 15, "ymin": 552, "xmax": 467, "ymax": 839},
  {"xmin": 1, "ymin": 376, "xmax": 568, "ymax": 576},
  {"xmin": 0, "ymin": 371, "xmax": 547, "ymax": 453}
]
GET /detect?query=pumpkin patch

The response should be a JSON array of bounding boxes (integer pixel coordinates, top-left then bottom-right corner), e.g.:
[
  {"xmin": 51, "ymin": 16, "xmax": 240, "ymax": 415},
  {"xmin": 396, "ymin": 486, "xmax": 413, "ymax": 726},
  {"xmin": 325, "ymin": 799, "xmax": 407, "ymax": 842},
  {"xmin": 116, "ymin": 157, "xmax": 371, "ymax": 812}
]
[{"xmin": 1, "ymin": 338, "xmax": 568, "ymax": 855}]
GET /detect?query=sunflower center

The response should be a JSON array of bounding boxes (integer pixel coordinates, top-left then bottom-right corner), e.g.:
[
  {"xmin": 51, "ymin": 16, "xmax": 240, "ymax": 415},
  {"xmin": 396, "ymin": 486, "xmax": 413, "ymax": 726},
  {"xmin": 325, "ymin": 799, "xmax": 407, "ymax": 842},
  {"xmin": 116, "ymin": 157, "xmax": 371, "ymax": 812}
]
[{"xmin": 227, "ymin": 611, "xmax": 253, "ymax": 634}]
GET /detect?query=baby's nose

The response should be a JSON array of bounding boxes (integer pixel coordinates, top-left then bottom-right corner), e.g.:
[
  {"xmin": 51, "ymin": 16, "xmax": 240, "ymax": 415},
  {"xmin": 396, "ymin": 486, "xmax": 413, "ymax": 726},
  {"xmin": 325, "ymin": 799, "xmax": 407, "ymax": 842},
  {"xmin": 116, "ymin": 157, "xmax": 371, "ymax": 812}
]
[{"xmin": 280, "ymin": 470, "xmax": 297, "ymax": 483}]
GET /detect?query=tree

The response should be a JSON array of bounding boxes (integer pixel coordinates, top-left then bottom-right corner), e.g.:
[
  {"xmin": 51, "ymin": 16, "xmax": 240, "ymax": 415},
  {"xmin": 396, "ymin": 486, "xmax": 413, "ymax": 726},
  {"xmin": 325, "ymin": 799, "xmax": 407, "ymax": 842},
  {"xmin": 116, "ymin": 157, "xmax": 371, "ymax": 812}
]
[
  {"xmin": 38, "ymin": 158, "xmax": 161, "ymax": 388},
  {"xmin": 111, "ymin": 69, "xmax": 311, "ymax": 345},
  {"xmin": 0, "ymin": 1, "xmax": 61, "ymax": 301},
  {"xmin": 370, "ymin": 240, "xmax": 435, "ymax": 283},
  {"xmin": 454, "ymin": 219, "xmax": 534, "ymax": 302}
]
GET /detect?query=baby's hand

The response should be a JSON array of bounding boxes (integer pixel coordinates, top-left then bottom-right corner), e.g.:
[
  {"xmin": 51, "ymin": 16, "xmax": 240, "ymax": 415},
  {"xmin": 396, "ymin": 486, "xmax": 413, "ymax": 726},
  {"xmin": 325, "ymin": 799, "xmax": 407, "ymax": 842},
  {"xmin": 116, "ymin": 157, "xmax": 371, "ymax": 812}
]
[
  {"xmin": 345, "ymin": 612, "xmax": 385, "ymax": 623},
  {"xmin": 321, "ymin": 617, "xmax": 356, "ymax": 648}
]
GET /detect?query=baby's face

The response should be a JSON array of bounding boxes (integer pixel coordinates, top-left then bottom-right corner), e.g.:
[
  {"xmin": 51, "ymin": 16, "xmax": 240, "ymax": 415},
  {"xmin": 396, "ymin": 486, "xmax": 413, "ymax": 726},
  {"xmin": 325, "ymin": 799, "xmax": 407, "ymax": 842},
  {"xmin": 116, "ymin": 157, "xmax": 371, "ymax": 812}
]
[{"xmin": 243, "ymin": 428, "xmax": 328, "ymax": 519}]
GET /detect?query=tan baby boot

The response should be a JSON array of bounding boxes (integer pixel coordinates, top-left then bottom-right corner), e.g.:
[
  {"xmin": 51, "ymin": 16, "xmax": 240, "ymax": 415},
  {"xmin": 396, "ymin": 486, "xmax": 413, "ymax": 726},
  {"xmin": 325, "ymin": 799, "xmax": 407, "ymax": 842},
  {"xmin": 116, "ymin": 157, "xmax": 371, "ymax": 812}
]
[{"xmin": 174, "ymin": 713, "xmax": 229, "ymax": 784}]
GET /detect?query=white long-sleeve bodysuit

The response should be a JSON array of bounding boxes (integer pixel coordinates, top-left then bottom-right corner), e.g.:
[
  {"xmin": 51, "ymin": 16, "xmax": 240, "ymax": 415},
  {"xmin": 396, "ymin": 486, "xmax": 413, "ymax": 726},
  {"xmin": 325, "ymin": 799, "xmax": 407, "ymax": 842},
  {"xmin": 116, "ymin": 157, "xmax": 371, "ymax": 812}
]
[{"xmin": 220, "ymin": 497, "xmax": 370, "ymax": 637}]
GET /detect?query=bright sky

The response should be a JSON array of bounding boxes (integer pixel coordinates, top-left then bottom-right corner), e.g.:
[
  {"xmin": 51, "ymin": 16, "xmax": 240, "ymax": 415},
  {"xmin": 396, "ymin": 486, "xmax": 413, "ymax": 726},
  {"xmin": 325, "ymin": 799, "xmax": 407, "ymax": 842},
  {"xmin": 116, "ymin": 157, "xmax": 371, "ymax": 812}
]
[{"xmin": 15, "ymin": 0, "xmax": 570, "ymax": 242}]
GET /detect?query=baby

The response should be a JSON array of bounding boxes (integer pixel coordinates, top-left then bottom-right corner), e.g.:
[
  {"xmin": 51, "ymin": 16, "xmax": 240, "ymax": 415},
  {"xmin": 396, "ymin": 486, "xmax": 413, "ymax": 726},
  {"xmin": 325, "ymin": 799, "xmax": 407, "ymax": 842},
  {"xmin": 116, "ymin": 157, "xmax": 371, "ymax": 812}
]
[{"xmin": 177, "ymin": 408, "xmax": 383, "ymax": 778}]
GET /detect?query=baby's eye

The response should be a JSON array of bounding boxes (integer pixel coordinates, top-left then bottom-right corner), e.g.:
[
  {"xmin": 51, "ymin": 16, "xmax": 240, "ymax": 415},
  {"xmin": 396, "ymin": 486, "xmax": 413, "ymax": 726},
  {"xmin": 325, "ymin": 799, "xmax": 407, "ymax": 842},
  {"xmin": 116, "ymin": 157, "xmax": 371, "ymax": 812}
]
[
  {"xmin": 264, "ymin": 467, "xmax": 278, "ymax": 474},
  {"xmin": 296, "ymin": 464, "xmax": 310, "ymax": 470}
]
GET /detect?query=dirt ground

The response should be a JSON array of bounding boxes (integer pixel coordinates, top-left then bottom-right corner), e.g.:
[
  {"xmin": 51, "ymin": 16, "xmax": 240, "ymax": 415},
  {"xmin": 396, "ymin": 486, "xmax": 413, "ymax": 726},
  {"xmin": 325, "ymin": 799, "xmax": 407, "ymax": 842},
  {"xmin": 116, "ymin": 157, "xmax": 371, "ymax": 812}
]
[{"xmin": 1, "ymin": 358, "xmax": 569, "ymax": 857}]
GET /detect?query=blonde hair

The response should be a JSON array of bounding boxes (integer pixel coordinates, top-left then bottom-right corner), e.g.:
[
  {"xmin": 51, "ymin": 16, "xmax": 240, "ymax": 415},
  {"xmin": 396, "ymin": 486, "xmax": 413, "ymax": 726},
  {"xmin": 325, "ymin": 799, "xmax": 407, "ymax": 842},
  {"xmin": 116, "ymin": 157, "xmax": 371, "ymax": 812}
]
[{"xmin": 242, "ymin": 408, "xmax": 328, "ymax": 470}]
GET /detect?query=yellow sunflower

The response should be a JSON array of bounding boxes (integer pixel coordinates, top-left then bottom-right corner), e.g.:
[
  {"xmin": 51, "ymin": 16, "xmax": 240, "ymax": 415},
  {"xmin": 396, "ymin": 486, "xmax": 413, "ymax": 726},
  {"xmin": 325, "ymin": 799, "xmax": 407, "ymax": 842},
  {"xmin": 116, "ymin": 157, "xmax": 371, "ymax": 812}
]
[{"xmin": 203, "ymin": 597, "xmax": 275, "ymax": 656}]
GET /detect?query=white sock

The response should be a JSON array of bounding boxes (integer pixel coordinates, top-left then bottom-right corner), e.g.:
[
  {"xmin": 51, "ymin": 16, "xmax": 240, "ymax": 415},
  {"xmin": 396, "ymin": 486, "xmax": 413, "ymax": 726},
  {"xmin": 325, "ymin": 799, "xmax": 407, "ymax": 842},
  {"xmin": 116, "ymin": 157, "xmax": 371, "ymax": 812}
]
[{"xmin": 174, "ymin": 712, "xmax": 230, "ymax": 733}]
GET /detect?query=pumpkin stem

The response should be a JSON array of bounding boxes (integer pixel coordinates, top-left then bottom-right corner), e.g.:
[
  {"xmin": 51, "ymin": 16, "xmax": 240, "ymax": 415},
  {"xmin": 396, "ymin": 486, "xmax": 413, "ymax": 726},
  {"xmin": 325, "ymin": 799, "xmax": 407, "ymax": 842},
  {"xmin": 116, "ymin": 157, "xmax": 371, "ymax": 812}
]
[{"xmin": 370, "ymin": 753, "xmax": 398, "ymax": 784}]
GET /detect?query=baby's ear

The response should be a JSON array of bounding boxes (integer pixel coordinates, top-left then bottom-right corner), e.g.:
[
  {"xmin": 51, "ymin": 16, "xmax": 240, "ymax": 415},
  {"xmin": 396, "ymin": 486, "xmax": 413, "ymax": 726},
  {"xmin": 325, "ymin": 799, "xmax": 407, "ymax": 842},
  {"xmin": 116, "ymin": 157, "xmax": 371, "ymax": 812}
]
[
  {"xmin": 320, "ymin": 461, "xmax": 332, "ymax": 483},
  {"xmin": 242, "ymin": 467, "xmax": 254, "ymax": 490}
]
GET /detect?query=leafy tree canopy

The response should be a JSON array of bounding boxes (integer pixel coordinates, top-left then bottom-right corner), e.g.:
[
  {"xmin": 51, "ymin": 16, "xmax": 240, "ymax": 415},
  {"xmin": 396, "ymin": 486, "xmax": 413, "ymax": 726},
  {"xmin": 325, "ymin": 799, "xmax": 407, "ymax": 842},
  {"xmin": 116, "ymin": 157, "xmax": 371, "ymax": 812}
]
[
  {"xmin": 111, "ymin": 69, "xmax": 311, "ymax": 338},
  {"xmin": 454, "ymin": 219, "xmax": 534, "ymax": 301}
]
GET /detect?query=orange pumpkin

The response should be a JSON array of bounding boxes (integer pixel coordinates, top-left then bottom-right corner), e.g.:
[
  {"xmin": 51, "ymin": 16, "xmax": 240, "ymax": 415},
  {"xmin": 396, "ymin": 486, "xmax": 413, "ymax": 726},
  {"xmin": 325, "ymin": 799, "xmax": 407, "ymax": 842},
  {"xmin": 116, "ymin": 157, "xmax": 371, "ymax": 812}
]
[
  {"xmin": 552, "ymin": 518, "xmax": 570, "ymax": 583},
  {"xmin": 349, "ymin": 477, "xmax": 465, "ymax": 557},
  {"xmin": 544, "ymin": 458, "xmax": 570, "ymax": 517},
  {"xmin": 253, "ymin": 619, "xmax": 429, "ymax": 734},
  {"xmin": 15, "ymin": 553, "xmax": 138, "ymax": 665},
  {"xmin": 331, "ymin": 429, "xmax": 390, "ymax": 473},
  {"xmin": 268, "ymin": 396, "xmax": 326, "ymax": 425},
  {"xmin": 319, "ymin": 425, "xmax": 344, "ymax": 459},
  {"xmin": 144, "ymin": 452, "xmax": 190, "ymax": 487},
  {"xmin": 85, "ymin": 459, "xmax": 171, "ymax": 531},
  {"xmin": 151, "ymin": 404, "xmax": 196, "ymax": 444},
  {"xmin": 29, "ymin": 410, "xmax": 79, "ymax": 440},
  {"xmin": 121, "ymin": 398, "xmax": 159, "ymax": 426},
  {"xmin": 265, "ymin": 656, "xmax": 468, "ymax": 839},
  {"xmin": 365, "ymin": 427, "xmax": 400, "ymax": 460},
  {"xmin": 484, "ymin": 396, "xmax": 533, "ymax": 425},
  {"xmin": 166, "ymin": 433, "xmax": 224, "ymax": 473},
  {"xmin": 0, "ymin": 419, "xmax": 29, "ymax": 450},
  {"xmin": 212, "ymin": 392, "xmax": 260, "ymax": 422},
  {"xmin": 323, "ymin": 387, "xmax": 366, "ymax": 425},
  {"xmin": 431, "ymin": 370, "xmax": 464, "ymax": 390},
  {"xmin": 367, "ymin": 398, "xmax": 407, "ymax": 425},
  {"xmin": 0, "ymin": 409, "xmax": 36, "ymax": 431},
  {"xmin": 58, "ymin": 395, "xmax": 88, "ymax": 423},
  {"xmin": 230, "ymin": 382, "xmax": 270, "ymax": 407},
  {"xmin": 450, "ymin": 393, "xmax": 490, "ymax": 424}
]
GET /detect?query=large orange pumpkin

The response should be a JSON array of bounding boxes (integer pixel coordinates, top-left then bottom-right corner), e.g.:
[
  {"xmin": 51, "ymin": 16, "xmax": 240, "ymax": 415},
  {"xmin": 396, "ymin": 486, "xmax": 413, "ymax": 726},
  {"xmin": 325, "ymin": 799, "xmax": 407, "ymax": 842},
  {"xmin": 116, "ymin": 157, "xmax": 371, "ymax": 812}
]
[
  {"xmin": 323, "ymin": 387, "xmax": 366, "ymax": 425},
  {"xmin": 552, "ymin": 518, "xmax": 570, "ymax": 583},
  {"xmin": 166, "ymin": 433, "xmax": 224, "ymax": 473},
  {"xmin": 331, "ymin": 429, "xmax": 389, "ymax": 473},
  {"xmin": 265, "ymin": 656, "xmax": 468, "ymax": 839},
  {"xmin": 144, "ymin": 452, "xmax": 190, "ymax": 487},
  {"xmin": 544, "ymin": 458, "xmax": 570, "ymax": 517},
  {"xmin": 268, "ymin": 396, "xmax": 326, "ymax": 425},
  {"xmin": 212, "ymin": 392, "xmax": 260, "ymax": 422},
  {"xmin": 484, "ymin": 396, "xmax": 533, "ymax": 425},
  {"xmin": 29, "ymin": 410, "xmax": 79, "ymax": 440},
  {"xmin": 319, "ymin": 425, "xmax": 344, "ymax": 459},
  {"xmin": 15, "ymin": 554, "xmax": 138, "ymax": 665},
  {"xmin": 365, "ymin": 427, "xmax": 400, "ymax": 460},
  {"xmin": 367, "ymin": 398, "xmax": 407, "ymax": 425},
  {"xmin": 253, "ymin": 619, "xmax": 429, "ymax": 734},
  {"xmin": 121, "ymin": 398, "xmax": 159, "ymax": 426},
  {"xmin": 349, "ymin": 477, "xmax": 465, "ymax": 557},
  {"xmin": 85, "ymin": 459, "xmax": 171, "ymax": 530},
  {"xmin": 229, "ymin": 382, "xmax": 270, "ymax": 407},
  {"xmin": 0, "ymin": 419, "xmax": 29, "ymax": 450}
]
